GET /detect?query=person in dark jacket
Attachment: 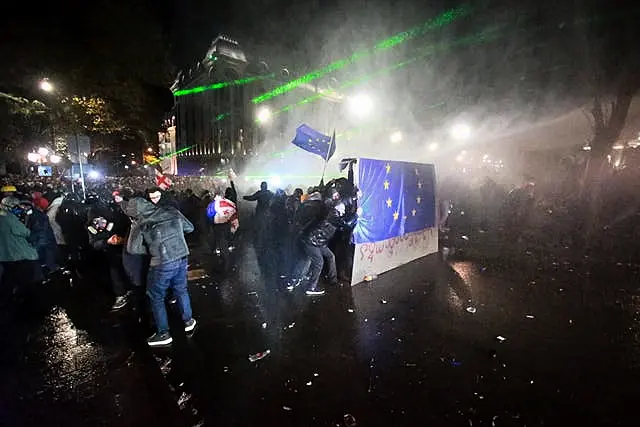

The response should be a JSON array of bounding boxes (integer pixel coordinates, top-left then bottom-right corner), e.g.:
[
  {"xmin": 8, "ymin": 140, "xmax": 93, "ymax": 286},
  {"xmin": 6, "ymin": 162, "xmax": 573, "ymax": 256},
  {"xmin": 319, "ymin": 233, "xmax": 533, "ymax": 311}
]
[
  {"xmin": 243, "ymin": 181, "xmax": 273, "ymax": 216},
  {"xmin": 290, "ymin": 192, "xmax": 340, "ymax": 295},
  {"xmin": 18, "ymin": 200, "xmax": 58, "ymax": 275},
  {"xmin": 124, "ymin": 197, "xmax": 196, "ymax": 347},
  {"xmin": 87, "ymin": 204, "xmax": 130, "ymax": 310}
]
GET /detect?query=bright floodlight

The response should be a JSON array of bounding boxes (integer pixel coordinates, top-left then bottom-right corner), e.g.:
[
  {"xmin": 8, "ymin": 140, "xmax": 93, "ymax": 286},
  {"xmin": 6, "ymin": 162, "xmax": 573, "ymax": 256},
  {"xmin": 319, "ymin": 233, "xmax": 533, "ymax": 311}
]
[
  {"xmin": 50, "ymin": 154, "xmax": 61, "ymax": 164},
  {"xmin": 39, "ymin": 79, "xmax": 54, "ymax": 93},
  {"xmin": 451, "ymin": 123, "xmax": 472, "ymax": 141},
  {"xmin": 390, "ymin": 131, "xmax": 403, "ymax": 144},
  {"xmin": 27, "ymin": 152, "xmax": 41, "ymax": 162},
  {"xmin": 256, "ymin": 107, "xmax": 272, "ymax": 124},
  {"xmin": 348, "ymin": 94, "xmax": 374, "ymax": 118},
  {"xmin": 88, "ymin": 170, "xmax": 101, "ymax": 179},
  {"xmin": 269, "ymin": 175, "xmax": 281, "ymax": 187},
  {"xmin": 428, "ymin": 142, "xmax": 439, "ymax": 152},
  {"xmin": 38, "ymin": 147, "xmax": 49, "ymax": 156}
]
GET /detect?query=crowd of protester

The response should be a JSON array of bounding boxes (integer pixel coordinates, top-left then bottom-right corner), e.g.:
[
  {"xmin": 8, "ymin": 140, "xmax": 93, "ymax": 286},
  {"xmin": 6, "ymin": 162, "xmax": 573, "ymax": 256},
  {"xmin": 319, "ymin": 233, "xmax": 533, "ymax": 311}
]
[{"xmin": 0, "ymin": 164, "xmax": 359, "ymax": 347}]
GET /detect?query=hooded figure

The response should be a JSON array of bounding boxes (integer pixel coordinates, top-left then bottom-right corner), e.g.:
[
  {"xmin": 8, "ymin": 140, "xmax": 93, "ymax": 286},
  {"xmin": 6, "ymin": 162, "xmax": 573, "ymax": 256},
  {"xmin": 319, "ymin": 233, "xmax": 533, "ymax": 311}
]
[{"xmin": 122, "ymin": 197, "xmax": 196, "ymax": 347}]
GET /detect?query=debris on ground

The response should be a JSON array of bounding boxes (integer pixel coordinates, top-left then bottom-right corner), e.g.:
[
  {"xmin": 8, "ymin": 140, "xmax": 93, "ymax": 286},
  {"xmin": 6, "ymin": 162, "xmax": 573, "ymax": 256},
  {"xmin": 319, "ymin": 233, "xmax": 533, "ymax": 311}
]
[
  {"xmin": 347, "ymin": 308, "xmax": 355, "ymax": 313},
  {"xmin": 380, "ymin": 298, "xmax": 388, "ymax": 304},
  {"xmin": 364, "ymin": 274, "xmax": 378, "ymax": 282},
  {"xmin": 466, "ymin": 306, "xmax": 477, "ymax": 313},
  {"xmin": 496, "ymin": 335, "xmax": 507, "ymax": 343},
  {"xmin": 248, "ymin": 350, "xmax": 271, "ymax": 362},
  {"xmin": 283, "ymin": 406, "xmax": 292, "ymax": 411},
  {"xmin": 343, "ymin": 413, "xmax": 357, "ymax": 427},
  {"xmin": 525, "ymin": 314, "xmax": 535, "ymax": 319},
  {"xmin": 261, "ymin": 322, "xmax": 267, "ymax": 329}
]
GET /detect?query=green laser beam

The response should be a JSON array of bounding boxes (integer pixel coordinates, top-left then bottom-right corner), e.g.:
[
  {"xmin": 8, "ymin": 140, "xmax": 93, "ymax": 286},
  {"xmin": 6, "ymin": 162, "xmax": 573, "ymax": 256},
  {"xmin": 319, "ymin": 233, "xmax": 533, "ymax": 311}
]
[
  {"xmin": 272, "ymin": 26, "xmax": 501, "ymax": 117},
  {"xmin": 174, "ymin": 74, "xmax": 275, "ymax": 97},
  {"xmin": 251, "ymin": 4, "xmax": 471, "ymax": 105},
  {"xmin": 149, "ymin": 145, "xmax": 195, "ymax": 165}
]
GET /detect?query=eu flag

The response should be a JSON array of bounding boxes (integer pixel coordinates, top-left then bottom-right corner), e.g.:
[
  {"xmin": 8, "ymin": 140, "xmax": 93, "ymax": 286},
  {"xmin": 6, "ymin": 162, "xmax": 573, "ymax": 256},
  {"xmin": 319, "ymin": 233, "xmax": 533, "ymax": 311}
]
[
  {"xmin": 291, "ymin": 124, "xmax": 336, "ymax": 160},
  {"xmin": 353, "ymin": 158, "xmax": 436, "ymax": 244}
]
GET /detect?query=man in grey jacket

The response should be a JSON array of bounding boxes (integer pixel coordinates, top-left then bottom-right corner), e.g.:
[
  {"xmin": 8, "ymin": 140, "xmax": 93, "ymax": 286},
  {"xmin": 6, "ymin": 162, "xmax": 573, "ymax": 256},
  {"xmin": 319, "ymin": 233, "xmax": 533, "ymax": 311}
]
[{"xmin": 123, "ymin": 197, "xmax": 196, "ymax": 346}]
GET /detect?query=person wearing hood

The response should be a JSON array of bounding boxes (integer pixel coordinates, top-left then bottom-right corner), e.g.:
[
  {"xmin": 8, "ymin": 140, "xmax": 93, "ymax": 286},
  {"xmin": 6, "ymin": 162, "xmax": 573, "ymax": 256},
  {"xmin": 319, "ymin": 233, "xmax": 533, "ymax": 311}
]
[
  {"xmin": 289, "ymin": 192, "xmax": 341, "ymax": 295},
  {"xmin": 243, "ymin": 181, "xmax": 273, "ymax": 216},
  {"xmin": 87, "ymin": 201, "xmax": 130, "ymax": 311},
  {"xmin": 123, "ymin": 197, "xmax": 196, "ymax": 347},
  {"xmin": 0, "ymin": 197, "xmax": 43, "ymax": 293},
  {"xmin": 21, "ymin": 199, "xmax": 58, "ymax": 276}
]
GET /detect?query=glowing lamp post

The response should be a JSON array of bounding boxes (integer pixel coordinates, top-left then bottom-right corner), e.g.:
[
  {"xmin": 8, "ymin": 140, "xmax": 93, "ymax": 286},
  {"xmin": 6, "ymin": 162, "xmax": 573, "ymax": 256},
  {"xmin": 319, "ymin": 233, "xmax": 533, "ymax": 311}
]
[{"xmin": 348, "ymin": 94, "xmax": 374, "ymax": 118}]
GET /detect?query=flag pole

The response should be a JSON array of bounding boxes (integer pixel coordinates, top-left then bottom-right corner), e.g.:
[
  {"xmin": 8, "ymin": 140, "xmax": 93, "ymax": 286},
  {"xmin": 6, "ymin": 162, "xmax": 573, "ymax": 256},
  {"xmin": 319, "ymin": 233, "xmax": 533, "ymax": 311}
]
[{"xmin": 320, "ymin": 129, "xmax": 335, "ymax": 186}]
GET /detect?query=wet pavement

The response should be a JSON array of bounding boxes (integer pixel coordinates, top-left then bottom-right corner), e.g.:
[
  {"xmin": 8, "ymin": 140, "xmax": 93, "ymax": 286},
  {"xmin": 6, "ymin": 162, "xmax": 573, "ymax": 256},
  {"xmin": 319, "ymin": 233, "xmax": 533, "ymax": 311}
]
[
  {"xmin": 3, "ymin": 240, "xmax": 640, "ymax": 426},
  {"xmin": 0, "ymin": 277, "xmax": 185, "ymax": 427},
  {"xmin": 153, "ymin": 243, "xmax": 640, "ymax": 426}
]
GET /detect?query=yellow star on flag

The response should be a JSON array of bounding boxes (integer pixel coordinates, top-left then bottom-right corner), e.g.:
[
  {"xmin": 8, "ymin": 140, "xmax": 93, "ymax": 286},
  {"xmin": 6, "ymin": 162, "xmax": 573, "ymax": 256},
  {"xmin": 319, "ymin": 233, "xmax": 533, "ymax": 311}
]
[
  {"xmin": 393, "ymin": 211, "xmax": 399, "ymax": 220},
  {"xmin": 386, "ymin": 198, "xmax": 392, "ymax": 208},
  {"xmin": 385, "ymin": 163, "xmax": 391, "ymax": 174},
  {"xmin": 416, "ymin": 196, "xmax": 422, "ymax": 204},
  {"xmin": 412, "ymin": 209, "xmax": 417, "ymax": 216},
  {"xmin": 417, "ymin": 181, "xmax": 423, "ymax": 189},
  {"xmin": 383, "ymin": 180, "xmax": 390, "ymax": 190}
]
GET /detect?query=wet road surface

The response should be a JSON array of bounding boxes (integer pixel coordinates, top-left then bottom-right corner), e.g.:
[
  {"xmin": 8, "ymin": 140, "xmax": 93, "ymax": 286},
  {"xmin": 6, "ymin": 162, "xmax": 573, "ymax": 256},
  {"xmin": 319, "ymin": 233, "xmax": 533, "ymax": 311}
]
[
  {"xmin": 3, "ymin": 240, "xmax": 640, "ymax": 426},
  {"xmin": 154, "ymin": 244, "xmax": 640, "ymax": 426},
  {"xmin": 0, "ymin": 277, "xmax": 185, "ymax": 427}
]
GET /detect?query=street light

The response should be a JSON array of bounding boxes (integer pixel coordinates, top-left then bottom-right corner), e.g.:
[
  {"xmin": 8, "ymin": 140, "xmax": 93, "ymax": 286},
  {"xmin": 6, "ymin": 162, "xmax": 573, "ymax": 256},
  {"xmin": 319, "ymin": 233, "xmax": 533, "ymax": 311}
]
[
  {"xmin": 390, "ymin": 131, "xmax": 403, "ymax": 144},
  {"xmin": 50, "ymin": 154, "xmax": 61, "ymax": 164},
  {"xmin": 39, "ymin": 79, "xmax": 54, "ymax": 93},
  {"xmin": 348, "ymin": 94, "xmax": 374, "ymax": 118},
  {"xmin": 451, "ymin": 123, "xmax": 472, "ymax": 141},
  {"xmin": 256, "ymin": 106, "xmax": 272, "ymax": 124}
]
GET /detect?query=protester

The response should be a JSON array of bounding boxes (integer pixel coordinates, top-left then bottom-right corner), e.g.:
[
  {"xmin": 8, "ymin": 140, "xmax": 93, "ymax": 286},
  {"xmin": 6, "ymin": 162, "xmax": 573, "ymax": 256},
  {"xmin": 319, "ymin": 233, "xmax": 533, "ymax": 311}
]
[{"xmin": 124, "ymin": 197, "xmax": 196, "ymax": 347}]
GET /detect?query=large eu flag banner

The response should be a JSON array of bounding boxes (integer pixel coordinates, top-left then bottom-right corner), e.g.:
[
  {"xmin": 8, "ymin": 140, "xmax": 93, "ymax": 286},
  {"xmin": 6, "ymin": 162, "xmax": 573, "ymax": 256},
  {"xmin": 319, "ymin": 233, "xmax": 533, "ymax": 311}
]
[
  {"xmin": 291, "ymin": 124, "xmax": 336, "ymax": 160},
  {"xmin": 353, "ymin": 158, "xmax": 436, "ymax": 244}
]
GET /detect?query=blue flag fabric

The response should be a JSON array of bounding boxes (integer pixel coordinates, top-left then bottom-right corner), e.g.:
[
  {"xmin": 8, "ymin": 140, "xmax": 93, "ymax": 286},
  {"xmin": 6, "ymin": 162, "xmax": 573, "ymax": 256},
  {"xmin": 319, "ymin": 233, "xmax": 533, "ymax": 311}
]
[
  {"xmin": 353, "ymin": 158, "xmax": 436, "ymax": 244},
  {"xmin": 291, "ymin": 124, "xmax": 336, "ymax": 160}
]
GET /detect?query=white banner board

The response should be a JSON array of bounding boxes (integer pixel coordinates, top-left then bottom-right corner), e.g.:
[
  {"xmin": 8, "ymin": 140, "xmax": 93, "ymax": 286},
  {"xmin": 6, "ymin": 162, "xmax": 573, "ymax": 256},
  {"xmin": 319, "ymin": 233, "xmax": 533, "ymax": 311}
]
[{"xmin": 351, "ymin": 227, "xmax": 438, "ymax": 286}]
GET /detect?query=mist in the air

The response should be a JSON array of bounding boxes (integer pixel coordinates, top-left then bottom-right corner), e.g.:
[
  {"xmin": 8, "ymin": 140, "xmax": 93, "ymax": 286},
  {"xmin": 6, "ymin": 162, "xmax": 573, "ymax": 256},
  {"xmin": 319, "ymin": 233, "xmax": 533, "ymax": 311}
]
[{"xmin": 229, "ymin": 0, "xmax": 601, "ymax": 192}]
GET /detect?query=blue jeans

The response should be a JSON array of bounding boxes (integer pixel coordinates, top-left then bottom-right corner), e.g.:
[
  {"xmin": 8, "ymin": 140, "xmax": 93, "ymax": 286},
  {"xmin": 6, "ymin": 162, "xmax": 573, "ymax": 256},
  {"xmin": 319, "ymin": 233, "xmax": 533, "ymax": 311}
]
[{"xmin": 147, "ymin": 257, "xmax": 192, "ymax": 334}]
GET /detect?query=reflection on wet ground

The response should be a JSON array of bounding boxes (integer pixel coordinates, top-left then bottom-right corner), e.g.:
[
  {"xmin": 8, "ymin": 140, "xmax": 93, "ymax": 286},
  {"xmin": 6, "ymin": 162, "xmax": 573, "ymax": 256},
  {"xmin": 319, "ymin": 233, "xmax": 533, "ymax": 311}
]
[
  {"xmin": 0, "ymin": 280, "xmax": 184, "ymax": 427},
  {"xmin": 154, "ymin": 245, "xmax": 640, "ymax": 426},
  {"xmin": 3, "ymin": 240, "xmax": 640, "ymax": 426}
]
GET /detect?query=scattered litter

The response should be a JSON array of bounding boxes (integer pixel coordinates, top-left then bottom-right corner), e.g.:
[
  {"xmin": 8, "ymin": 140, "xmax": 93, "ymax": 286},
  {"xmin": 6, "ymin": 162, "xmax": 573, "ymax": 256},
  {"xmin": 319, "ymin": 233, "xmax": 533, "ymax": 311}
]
[
  {"xmin": 380, "ymin": 298, "xmax": 388, "ymax": 304},
  {"xmin": 496, "ymin": 335, "xmax": 507, "ymax": 343},
  {"xmin": 364, "ymin": 274, "xmax": 378, "ymax": 282},
  {"xmin": 287, "ymin": 322, "xmax": 296, "ymax": 329},
  {"xmin": 461, "ymin": 235, "xmax": 469, "ymax": 240},
  {"xmin": 262, "ymin": 322, "xmax": 267, "ymax": 329},
  {"xmin": 343, "ymin": 413, "xmax": 357, "ymax": 427},
  {"xmin": 391, "ymin": 317, "xmax": 396, "ymax": 321},
  {"xmin": 364, "ymin": 318, "xmax": 368, "ymax": 322},
  {"xmin": 569, "ymin": 319, "xmax": 573, "ymax": 325},
  {"xmin": 525, "ymin": 315, "xmax": 535, "ymax": 319},
  {"xmin": 306, "ymin": 381, "xmax": 312, "ymax": 386},
  {"xmin": 177, "ymin": 392, "xmax": 192, "ymax": 409},
  {"xmin": 466, "ymin": 306, "xmax": 477, "ymax": 313},
  {"xmin": 248, "ymin": 350, "xmax": 271, "ymax": 362},
  {"xmin": 313, "ymin": 373, "xmax": 319, "ymax": 377},
  {"xmin": 283, "ymin": 406, "xmax": 292, "ymax": 411},
  {"xmin": 405, "ymin": 363, "xmax": 417, "ymax": 367},
  {"xmin": 223, "ymin": 366, "xmax": 229, "ymax": 373},
  {"xmin": 247, "ymin": 291, "xmax": 258, "ymax": 296},
  {"xmin": 347, "ymin": 308, "xmax": 354, "ymax": 313}
]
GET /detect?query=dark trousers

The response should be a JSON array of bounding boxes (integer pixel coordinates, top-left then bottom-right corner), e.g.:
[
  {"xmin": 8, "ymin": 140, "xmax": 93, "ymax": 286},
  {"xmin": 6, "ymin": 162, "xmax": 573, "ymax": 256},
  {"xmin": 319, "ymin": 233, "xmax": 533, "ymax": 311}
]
[
  {"xmin": 108, "ymin": 252, "xmax": 128, "ymax": 297},
  {"xmin": 296, "ymin": 242, "xmax": 337, "ymax": 291}
]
